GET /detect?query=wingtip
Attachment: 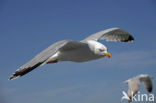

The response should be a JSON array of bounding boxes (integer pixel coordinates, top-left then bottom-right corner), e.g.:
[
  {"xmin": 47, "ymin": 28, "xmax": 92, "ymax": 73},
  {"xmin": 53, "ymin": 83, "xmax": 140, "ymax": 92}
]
[
  {"xmin": 112, "ymin": 27, "xmax": 134, "ymax": 39},
  {"xmin": 122, "ymin": 35, "xmax": 134, "ymax": 42},
  {"xmin": 148, "ymin": 87, "xmax": 153, "ymax": 93},
  {"xmin": 9, "ymin": 75, "xmax": 20, "ymax": 80},
  {"xmin": 129, "ymin": 35, "xmax": 134, "ymax": 41}
]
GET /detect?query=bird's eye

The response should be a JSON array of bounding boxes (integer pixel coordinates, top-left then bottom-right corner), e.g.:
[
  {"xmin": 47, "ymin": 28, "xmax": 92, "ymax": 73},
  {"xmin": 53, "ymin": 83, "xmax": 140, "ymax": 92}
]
[{"xmin": 99, "ymin": 49, "xmax": 104, "ymax": 52}]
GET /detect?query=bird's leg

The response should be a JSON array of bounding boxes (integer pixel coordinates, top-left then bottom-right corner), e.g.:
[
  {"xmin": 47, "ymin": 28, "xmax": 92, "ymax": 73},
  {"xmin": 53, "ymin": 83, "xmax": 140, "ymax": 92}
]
[{"xmin": 46, "ymin": 59, "xmax": 58, "ymax": 64}]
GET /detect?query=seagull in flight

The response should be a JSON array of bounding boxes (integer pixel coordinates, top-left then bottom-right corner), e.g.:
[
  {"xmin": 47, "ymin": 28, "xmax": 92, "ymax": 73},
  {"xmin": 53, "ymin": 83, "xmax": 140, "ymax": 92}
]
[
  {"xmin": 9, "ymin": 28, "xmax": 134, "ymax": 80},
  {"xmin": 124, "ymin": 74, "xmax": 153, "ymax": 102}
]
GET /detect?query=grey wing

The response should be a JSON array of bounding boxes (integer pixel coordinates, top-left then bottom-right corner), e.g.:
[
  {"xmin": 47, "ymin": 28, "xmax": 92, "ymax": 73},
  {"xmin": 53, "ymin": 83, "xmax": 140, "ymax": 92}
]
[
  {"xmin": 9, "ymin": 40, "xmax": 85, "ymax": 80},
  {"xmin": 82, "ymin": 28, "xmax": 134, "ymax": 42},
  {"xmin": 142, "ymin": 78, "xmax": 153, "ymax": 92}
]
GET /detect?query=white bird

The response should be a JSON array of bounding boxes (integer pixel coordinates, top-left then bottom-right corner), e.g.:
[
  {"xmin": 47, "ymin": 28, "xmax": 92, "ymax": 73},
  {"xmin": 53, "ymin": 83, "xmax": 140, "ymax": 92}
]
[
  {"xmin": 124, "ymin": 74, "xmax": 153, "ymax": 102},
  {"xmin": 9, "ymin": 28, "xmax": 134, "ymax": 80}
]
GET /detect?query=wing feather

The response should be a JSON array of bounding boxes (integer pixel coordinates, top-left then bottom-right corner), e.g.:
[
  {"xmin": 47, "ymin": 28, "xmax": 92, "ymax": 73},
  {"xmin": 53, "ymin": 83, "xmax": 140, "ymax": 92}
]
[
  {"xmin": 9, "ymin": 40, "xmax": 85, "ymax": 80},
  {"xmin": 82, "ymin": 28, "xmax": 134, "ymax": 42},
  {"xmin": 142, "ymin": 78, "xmax": 153, "ymax": 92}
]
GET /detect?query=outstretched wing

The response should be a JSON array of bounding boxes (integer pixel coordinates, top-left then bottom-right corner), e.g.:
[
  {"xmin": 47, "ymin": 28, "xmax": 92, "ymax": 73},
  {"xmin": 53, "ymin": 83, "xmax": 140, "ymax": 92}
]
[
  {"xmin": 9, "ymin": 40, "xmax": 86, "ymax": 80},
  {"xmin": 82, "ymin": 28, "xmax": 134, "ymax": 42},
  {"xmin": 142, "ymin": 77, "xmax": 153, "ymax": 92}
]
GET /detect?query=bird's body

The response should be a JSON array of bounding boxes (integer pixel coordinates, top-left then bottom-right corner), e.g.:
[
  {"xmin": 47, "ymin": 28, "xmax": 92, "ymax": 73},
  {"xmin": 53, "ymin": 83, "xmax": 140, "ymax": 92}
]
[
  {"xmin": 9, "ymin": 28, "xmax": 134, "ymax": 80},
  {"xmin": 124, "ymin": 74, "xmax": 153, "ymax": 102},
  {"xmin": 55, "ymin": 45, "xmax": 102, "ymax": 62},
  {"xmin": 47, "ymin": 40, "xmax": 105, "ymax": 62}
]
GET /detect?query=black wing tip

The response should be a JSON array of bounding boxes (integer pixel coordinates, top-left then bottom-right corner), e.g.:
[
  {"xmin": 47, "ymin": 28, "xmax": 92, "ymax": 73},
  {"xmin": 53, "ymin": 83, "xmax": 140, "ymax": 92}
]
[
  {"xmin": 9, "ymin": 76, "xmax": 14, "ymax": 80},
  {"xmin": 128, "ymin": 35, "xmax": 134, "ymax": 41},
  {"xmin": 9, "ymin": 62, "xmax": 44, "ymax": 80},
  {"xmin": 148, "ymin": 87, "xmax": 152, "ymax": 93},
  {"xmin": 9, "ymin": 69, "xmax": 22, "ymax": 80},
  {"xmin": 122, "ymin": 35, "xmax": 134, "ymax": 42},
  {"xmin": 9, "ymin": 74, "xmax": 20, "ymax": 80},
  {"xmin": 9, "ymin": 71, "xmax": 21, "ymax": 80}
]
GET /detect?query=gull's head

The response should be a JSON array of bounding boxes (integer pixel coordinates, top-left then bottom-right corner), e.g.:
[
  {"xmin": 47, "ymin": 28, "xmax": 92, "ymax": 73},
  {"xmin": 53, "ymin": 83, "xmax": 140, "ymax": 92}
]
[{"xmin": 87, "ymin": 40, "xmax": 111, "ymax": 58}]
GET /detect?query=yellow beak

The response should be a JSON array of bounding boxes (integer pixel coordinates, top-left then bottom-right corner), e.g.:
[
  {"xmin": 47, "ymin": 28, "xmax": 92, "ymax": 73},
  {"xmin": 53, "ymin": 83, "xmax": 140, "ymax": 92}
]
[{"xmin": 104, "ymin": 52, "xmax": 111, "ymax": 58}]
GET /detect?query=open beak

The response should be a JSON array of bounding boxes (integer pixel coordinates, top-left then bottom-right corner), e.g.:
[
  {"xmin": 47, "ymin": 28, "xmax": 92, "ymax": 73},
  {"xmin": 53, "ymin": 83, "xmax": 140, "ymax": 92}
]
[{"xmin": 104, "ymin": 52, "xmax": 111, "ymax": 58}]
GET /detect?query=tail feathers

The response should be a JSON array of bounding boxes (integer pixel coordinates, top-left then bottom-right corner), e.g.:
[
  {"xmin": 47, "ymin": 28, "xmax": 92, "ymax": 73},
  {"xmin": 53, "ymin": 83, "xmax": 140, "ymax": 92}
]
[{"xmin": 9, "ymin": 62, "xmax": 43, "ymax": 80}]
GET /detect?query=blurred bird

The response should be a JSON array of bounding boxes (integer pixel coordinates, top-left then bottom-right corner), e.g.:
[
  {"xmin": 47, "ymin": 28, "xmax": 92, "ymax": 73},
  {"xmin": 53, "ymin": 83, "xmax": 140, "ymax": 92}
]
[{"xmin": 124, "ymin": 74, "xmax": 153, "ymax": 103}]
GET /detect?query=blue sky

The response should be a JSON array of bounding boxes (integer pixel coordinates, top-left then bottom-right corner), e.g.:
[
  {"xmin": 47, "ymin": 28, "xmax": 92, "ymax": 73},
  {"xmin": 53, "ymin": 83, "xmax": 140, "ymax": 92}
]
[{"xmin": 0, "ymin": 0, "xmax": 156, "ymax": 103}]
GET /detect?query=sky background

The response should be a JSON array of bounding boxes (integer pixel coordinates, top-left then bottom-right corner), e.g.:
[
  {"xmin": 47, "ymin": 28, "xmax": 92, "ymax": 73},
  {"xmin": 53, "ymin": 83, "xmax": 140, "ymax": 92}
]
[{"xmin": 0, "ymin": 0, "xmax": 156, "ymax": 103}]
